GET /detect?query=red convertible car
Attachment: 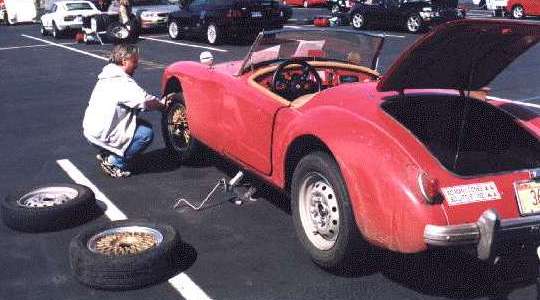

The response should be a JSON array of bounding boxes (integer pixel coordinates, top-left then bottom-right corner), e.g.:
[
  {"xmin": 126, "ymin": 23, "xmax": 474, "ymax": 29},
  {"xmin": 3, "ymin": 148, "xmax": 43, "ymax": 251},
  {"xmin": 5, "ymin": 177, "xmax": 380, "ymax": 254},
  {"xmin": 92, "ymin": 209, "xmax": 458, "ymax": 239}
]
[{"xmin": 161, "ymin": 19, "xmax": 540, "ymax": 269}]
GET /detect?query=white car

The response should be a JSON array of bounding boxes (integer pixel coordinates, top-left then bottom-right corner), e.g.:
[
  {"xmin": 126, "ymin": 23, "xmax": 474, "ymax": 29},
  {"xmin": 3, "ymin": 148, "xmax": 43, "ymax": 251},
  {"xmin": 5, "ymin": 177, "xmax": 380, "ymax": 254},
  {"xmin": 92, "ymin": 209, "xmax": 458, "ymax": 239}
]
[
  {"xmin": 40, "ymin": 0, "xmax": 100, "ymax": 38},
  {"xmin": 3, "ymin": 0, "xmax": 37, "ymax": 25}
]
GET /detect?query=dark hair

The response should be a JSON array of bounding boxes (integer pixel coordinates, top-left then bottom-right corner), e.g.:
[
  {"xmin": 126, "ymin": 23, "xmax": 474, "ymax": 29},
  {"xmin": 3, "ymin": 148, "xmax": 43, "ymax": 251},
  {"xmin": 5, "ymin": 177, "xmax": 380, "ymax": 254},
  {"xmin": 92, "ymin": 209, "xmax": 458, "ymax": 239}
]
[{"xmin": 109, "ymin": 44, "xmax": 139, "ymax": 65}]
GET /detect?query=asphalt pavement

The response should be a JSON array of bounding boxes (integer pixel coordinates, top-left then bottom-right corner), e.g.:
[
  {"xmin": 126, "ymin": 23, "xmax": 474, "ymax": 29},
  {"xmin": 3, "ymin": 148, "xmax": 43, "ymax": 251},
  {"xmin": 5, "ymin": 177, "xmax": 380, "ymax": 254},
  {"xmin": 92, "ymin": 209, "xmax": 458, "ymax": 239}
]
[{"xmin": 1, "ymin": 8, "xmax": 540, "ymax": 300}]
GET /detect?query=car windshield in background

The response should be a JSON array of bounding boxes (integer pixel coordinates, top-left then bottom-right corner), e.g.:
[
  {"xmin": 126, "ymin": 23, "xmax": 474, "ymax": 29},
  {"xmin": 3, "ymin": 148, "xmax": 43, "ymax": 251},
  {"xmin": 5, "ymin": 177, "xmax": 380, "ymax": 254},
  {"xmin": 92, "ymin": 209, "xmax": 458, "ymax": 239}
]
[
  {"xmin": 66, "ymin": 2, "xmax": 93, "ymax": 10},
  {"xmin": 242, "ymin": 29, "xmax": 385, "ymax": 73},
  {"xmin": 133, "ymin": 0, "xmax": 173, "ymax": 5}
]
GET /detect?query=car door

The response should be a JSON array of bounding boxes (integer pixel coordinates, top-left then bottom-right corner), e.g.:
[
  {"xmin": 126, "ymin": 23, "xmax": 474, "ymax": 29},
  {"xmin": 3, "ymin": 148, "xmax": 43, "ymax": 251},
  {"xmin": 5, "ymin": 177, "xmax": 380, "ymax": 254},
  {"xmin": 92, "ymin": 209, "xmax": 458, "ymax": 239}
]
[
  {"xmin": 185, "ymin": 0, "xmax": 208, "ymax": 34},
  {"xmin": 220, "ymin": 78, "xmax": 289, "ymax": 175},
  {"xmin": 364, "ymin": 0, "xmax": 387, "ymax": 26},
  {"xmin": 383, "ymin": 0, "xmax": 403, "ymax": 26}
]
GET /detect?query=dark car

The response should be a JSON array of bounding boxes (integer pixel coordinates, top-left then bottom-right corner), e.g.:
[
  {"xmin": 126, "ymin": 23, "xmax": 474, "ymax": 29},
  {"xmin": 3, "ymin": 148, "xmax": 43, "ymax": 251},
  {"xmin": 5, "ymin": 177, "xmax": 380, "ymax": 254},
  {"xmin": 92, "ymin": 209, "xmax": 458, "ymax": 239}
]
[
  {"xmin": 167, "ymin": 0, "xmax": 290, "ymax": 44},
  {"xmin": 349, "ymin": 0, "xmax": 464, "ymax": 33},
  {"xmin": 327, "ymin": 0, "xmax": 358, "ymax": 13}
]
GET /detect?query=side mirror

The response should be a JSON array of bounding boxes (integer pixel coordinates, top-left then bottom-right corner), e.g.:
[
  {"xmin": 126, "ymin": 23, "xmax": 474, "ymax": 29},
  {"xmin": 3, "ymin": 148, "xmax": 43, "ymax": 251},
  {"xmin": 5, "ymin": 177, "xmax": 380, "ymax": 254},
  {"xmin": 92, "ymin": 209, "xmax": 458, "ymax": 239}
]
[{"xmin": 200, "ymin": 51, "xmax": 214, "ymax": 67}]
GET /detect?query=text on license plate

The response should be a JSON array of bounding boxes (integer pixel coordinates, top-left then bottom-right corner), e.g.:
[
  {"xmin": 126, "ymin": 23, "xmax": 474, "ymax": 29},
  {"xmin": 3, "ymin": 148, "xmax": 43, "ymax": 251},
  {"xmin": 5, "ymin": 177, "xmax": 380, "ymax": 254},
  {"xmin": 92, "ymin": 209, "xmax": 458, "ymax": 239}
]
[
  {"xmin": 251, "ymin": 11, "xmax": 262, "ymax": 17},
  {"xmin": 514, "ymin": 180, "xmax": 540, "ymax": 215}
]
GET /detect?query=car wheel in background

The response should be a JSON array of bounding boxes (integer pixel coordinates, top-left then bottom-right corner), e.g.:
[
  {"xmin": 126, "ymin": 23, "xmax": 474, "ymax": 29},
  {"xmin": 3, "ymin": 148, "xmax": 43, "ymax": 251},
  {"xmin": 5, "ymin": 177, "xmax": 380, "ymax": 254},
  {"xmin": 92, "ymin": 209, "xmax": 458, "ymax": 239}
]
[
  {"xmin": 52, "ymin": 21, "xmax": 61, "ymax": 38},
  {"xmin": 168, "ymin": 20, "xmax": 183, "ymax": 40},
  {"xmin": 331, "ymin": 4, "xmax": 340, "ymax": 14},
  {"xmin": 405, "ymin": 14, "xmax": 422, "ymax": 33},
  {"xmin": 206, "ymin": 23, "xmax": 222, "ymax": 45},
  {"xmin": 512, "ymin": 5, "xmax": 525, "ymax": 19},
  {"xmin": 303, "ymin": 0, "xmax": 309, "ymax": 7},
  {"xmin": 40, "ymin": 23, "xmax": 48, "ymax": 36},
  {"xmin": 291, "ymin": 151, "xmax": 367, "ymax": 270},
  {"xmin": 162, "ymin": 93, "xmax": 203, "ymax": 163},
  {"xmin": 69, "ymin": 220, "xmax": 182, "ymax": 290},
  {"xmin": 351, "ymin": 12, "xmax": 366, "ymax": 30},
  {"xmin": 1, "ymin": 184, "xmax": 98, "ymax": 232}
]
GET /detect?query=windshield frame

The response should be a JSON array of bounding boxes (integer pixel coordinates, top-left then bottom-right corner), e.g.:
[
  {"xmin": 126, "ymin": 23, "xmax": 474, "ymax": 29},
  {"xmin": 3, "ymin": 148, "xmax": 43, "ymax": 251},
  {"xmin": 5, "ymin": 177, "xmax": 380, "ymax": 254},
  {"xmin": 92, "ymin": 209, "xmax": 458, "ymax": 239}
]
[{"xmin": 236, "ymin": 28, "xmax": 386, "ymax": 76}]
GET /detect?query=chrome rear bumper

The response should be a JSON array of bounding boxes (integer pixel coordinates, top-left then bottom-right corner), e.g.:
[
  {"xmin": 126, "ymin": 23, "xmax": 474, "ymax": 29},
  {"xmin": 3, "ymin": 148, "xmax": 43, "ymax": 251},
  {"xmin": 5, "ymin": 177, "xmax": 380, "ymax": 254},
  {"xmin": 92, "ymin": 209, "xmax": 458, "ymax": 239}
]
[{"xmin": 424, "ymin": 209, "xmax": 540, "ymax": 261}]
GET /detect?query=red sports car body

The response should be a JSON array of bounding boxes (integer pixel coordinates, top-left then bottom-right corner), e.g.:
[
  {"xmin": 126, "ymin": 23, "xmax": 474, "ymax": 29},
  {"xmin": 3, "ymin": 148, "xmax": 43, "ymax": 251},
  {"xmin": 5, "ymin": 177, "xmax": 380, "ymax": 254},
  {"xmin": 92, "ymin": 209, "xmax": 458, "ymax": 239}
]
[{"xmin": 161, "ymin": 19, "xmax": 540, "ymax": 268}]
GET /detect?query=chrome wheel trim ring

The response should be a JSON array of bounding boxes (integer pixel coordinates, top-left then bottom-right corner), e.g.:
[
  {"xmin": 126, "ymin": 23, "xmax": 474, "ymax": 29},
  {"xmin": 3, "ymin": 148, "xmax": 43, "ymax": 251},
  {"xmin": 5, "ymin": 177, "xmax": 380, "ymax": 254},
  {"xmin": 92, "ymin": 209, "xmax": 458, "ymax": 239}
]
[
  {"xmin": 169, "ymin": 21, "xmax": 178, "ymax": 38},
  {"xmin": 87, "ymin": 226, "xmax": 164, "ymax": 256},
  {"xmin": 298, "ymin": 172, "xmax": 340, "ymax": 251},
  {"xmin": 352, "ymin": 13, "xmax": 364, "ymax": 28},
  {"xmin": 207, "ymin": 24, "xmax": 217, "ymax": 44},
  {"xmin": 18, "ymin": 187, "xmax": 79, "ymax": 208}
]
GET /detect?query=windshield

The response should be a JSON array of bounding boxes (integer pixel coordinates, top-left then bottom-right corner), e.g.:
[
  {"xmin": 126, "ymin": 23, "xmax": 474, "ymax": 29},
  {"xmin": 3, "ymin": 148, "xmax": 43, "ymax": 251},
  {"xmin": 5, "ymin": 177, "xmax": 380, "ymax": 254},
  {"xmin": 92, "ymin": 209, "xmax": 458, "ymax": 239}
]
[
  {"xmin": 241, "ymin": 29, "xmax": 384, "ymax": 74},
  {"xmin": 66, "ymin": 2, "xmax": 93, "ymax": 10}
]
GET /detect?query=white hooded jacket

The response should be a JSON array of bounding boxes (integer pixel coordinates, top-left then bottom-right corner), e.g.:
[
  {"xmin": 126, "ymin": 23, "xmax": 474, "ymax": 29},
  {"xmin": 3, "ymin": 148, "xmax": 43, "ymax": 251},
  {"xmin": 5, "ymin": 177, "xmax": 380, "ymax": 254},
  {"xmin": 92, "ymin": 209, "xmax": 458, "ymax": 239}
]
[{"xmin": 82, "ymin": 64, "xmax": 158, "ymax": 156}]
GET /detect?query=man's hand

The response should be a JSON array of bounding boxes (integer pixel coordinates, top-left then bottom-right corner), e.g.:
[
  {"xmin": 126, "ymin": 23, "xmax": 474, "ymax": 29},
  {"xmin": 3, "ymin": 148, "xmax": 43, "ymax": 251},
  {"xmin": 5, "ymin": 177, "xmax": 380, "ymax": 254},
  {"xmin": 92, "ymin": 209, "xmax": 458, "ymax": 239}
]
[{"xmin": 161, "ymin": 93, "xmax": 180, "ymax": 109}]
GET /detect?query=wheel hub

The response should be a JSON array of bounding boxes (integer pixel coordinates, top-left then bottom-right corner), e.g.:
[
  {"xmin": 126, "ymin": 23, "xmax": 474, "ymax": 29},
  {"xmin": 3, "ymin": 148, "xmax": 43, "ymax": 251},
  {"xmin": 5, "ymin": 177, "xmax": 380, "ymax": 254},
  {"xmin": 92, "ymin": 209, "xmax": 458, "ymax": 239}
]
[
  {"xmin": 309, "ymin": 183, "xmax": 337, "ymax": 238},
  {"xmin": 169, "ymin": 104, "xmax": 190, "ymax": 145},
  {"xmin": 88, "ymin": 226, "xmax": 163, "ymax": 256},
  {"xmin": 18, "ymin": 187, "xmax": 78, "ymax": 208}
]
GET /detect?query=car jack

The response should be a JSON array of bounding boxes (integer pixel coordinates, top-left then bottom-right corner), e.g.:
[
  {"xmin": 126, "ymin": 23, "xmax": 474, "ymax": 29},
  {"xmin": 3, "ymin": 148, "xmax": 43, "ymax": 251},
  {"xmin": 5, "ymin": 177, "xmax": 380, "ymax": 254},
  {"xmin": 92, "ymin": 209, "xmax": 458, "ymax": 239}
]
[{"xmin": 172, "ymin": 171, "xmax": 257, "ymax": 211}]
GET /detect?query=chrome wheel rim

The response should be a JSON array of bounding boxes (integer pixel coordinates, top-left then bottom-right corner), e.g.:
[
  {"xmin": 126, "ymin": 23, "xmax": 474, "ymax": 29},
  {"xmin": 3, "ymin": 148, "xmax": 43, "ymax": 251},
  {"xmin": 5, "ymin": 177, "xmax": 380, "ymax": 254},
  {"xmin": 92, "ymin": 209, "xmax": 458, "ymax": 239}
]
[
  {"xmin": 167, "ymin": 102, "xmax": 191, "ymax": 151},
  {"xmin": 169, "ymin": 21, "xmax": 178, "ymax": 39},
  {"xmin": 298, "ymin": 172, "xmax": 340, "ymax": 250},
  {"xmin": 352, "ymin": 13, "xmax": 364, "ymax": 28},
  {"xmin": 513, "ymin": 6, "xmax": 524, "ymax": 18},
  {"xmin": 331, "ymin": 4, "xmax": 340, "ymax": 13},
  {"xmin": 18, "ymin": 187, "xmax": 79, "ymax": 208},
  {"xmin": 87, "ymin": 226, "xmax": 163, "ymax": 256},
  {"xmin": 207, "ymin": 25, "xmax": 217, "ymax": 44},
  {"xmin": 112, "ymin": 26, "xmax": 129, "ymax": 39},
  {"xmin": 407, "ymin": 15, "xmax": 421, "ymax": 32}
]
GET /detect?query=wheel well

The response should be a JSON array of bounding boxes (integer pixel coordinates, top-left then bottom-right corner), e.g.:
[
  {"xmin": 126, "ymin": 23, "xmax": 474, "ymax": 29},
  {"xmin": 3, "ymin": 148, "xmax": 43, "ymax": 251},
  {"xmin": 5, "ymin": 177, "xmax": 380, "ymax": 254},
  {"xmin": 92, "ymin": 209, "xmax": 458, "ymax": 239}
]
[
  {"xmin": 164, "ymin": 77, "xmax": 182, "ymax": 96},
  {"xmin": 284, "ymin": 135, "xmax": 333, "ymax": 191}
]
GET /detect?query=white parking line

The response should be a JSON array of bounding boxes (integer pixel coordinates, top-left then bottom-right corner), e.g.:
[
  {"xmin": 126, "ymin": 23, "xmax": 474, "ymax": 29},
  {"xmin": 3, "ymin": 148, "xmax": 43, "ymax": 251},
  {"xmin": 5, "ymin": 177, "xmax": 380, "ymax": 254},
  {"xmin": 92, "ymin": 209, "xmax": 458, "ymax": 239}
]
[
  {"xmin": 0, "ymin": 42, "xmax": 77, "ymax": 51},
  {"xmin": 140, "ymin": 36, "xmax": 228, "ymax": 53},
  {"xmin": 56, "ymin": 159, "xmax": 213, "ymax": 300},
  {"xmin": 21, "ymin": 34, "xmax": 108, "ymax": 61},
  {"xmin": 518, "ymin": 95, "xmax": 540, "ymax": 102},
  {"xmin": 488, "ymin": 96, "xmax": 540, "ymax": 110}
]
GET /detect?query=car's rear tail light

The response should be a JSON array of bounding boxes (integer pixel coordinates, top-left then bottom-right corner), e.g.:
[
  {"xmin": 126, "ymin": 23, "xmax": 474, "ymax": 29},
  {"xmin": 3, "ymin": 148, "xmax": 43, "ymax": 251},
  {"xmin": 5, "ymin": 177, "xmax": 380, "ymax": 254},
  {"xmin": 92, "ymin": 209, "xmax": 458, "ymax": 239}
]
[
  {"xmin": 418, "ymin": 172, "xmax": 442, "ymax": 204},
  {"xmin": 64, "ymin": 15, "xmax": 76, "ymax": 21},
  {"xmin": 226, "ymin": 9, "xmax": 243, "ymax": 18}
]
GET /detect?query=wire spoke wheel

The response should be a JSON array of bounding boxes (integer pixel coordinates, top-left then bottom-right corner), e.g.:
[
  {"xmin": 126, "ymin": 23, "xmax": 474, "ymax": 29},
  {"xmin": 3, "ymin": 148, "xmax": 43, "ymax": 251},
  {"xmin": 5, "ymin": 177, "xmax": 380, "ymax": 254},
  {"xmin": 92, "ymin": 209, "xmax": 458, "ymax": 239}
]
[
  {"xmin": 167, "ymin": 103, "xmax": 191, "ymax": 151},
  {"xmin": 17, "ymin": 186, "xmax": 78, "ymax": 208},
  {"xmin": 88, "ymin": 226, "xmax": 163, "ymax": 256},
  {"xmin": 298, "ymin": 172, "xmax": 340, "ymax": 250}
]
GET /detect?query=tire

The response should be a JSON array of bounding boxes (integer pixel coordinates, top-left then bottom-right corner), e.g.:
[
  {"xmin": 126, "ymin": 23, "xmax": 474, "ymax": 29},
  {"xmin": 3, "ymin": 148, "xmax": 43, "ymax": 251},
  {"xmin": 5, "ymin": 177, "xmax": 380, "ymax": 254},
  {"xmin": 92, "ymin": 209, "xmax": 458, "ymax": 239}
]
[
  {"xmin": 52, "ymin": 21, "xmax": 61, "ymax": 39},
  {"xmin": 40, "ymin": 23, "xmax": 48, "ymax": 36},
  {"xmin": 168, "ymin": 20, "xmax": 183, "ymax": 40},
  {"xmin": 69, "ymin": 220, "xmax": 182, "ymax": 290},
  {"xmin": 303, "ymin": 0, "xmax": 309, "ymax": 8},
  {"xmin": 206, "ymin": 23, "xmax": 222, "ymax": 45},
  {"xmin": 351, "ymin": 12, "xmax": 366, "ymax": 30},
  {"xmin": 405, "ymin": 14, "xmax": 422, "ymax": 33},
  {"xmin": 291, "ymin": 151, "xmax": 366, "ymax": 270},
  {"xmin": 161, "ymin": 93, "xmax": 202, "ymax": 162},
  {"xmin": 106, "ymin": 21, "xmax": 130, "ymax": 43},
  {"xmin": 1, "ymin": 184, "xmax": 98, "ymax": 232},
  {"xmin": 512, "ymin": 5, "xmax": 525, "ymax": 19}
]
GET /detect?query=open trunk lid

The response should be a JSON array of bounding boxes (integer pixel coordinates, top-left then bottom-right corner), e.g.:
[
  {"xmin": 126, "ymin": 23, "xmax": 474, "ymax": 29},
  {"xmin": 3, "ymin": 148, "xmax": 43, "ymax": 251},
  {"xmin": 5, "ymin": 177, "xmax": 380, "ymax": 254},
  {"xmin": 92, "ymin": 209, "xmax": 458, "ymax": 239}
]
[{"xmin": 377, "ymin": 19, "xmax": 540, "ymax": 92}]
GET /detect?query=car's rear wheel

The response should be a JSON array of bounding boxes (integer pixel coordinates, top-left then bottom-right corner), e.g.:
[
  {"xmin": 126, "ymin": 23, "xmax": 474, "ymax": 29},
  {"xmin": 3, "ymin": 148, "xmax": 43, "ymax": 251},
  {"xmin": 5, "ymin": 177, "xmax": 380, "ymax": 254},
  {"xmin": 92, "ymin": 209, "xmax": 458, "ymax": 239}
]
[
  {"xmin": 406, "ymin": 14, "xmax": 422, "ymax": 33},
  {"xmin": 206, "ymin": 23, "xmax": 222, "ymax": 45},
  {"xmin": 161, "ymin": 93, "xmax": 202, "ymax": 163},
  {"xmin": 291, "ymin": 151, "xmax": 366, "ymax": 269},
  {"xmin": 351, "ymin": 12, "xmax": 366, "ymax": 30},
  {"xmin": 512, "ymin": 5, "xmax": 525, "ymax": 19},
  {"xmin": 168, "ymin": 20, "xmax": 183, "ymax": 40}
]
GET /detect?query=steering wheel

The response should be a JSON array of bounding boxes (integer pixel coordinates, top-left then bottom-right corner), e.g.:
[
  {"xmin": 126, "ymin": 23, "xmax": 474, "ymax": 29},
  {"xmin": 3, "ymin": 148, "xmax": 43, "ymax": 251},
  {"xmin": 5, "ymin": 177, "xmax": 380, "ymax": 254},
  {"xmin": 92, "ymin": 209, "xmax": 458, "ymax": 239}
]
[{"xmin": 271, "ymin": 60, "xmax": 322, "ymax": 101}]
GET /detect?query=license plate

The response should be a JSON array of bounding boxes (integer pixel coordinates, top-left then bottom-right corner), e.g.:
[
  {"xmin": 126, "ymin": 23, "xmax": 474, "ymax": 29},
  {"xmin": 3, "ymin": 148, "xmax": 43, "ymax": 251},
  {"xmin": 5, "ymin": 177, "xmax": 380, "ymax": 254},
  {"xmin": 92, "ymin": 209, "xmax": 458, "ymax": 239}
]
[
  {"xmin": 251, "ymin": 11, "xmax": 262, "ymax": 17},
  {"xmin": 514, "ymin": 180, "xmax": 540, "ymax": 215}
]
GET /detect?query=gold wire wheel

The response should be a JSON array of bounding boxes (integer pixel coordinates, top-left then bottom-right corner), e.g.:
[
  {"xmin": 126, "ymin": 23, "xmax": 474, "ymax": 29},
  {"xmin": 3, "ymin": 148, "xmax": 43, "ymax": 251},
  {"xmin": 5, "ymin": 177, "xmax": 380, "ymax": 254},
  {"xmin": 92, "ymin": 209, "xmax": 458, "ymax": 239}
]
[
  {"xmin": 87, "ymin": 226, "xmax": 163, "ymax": 256},
  {"xmin": 168, "ymin": 103, "xmax": 191, "ymax": 148}
]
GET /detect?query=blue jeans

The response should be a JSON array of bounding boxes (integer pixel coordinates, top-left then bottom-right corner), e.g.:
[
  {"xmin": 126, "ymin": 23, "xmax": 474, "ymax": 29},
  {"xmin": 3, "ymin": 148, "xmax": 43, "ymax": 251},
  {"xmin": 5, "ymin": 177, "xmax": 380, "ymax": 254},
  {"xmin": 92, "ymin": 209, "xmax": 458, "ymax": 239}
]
[{"xmin": 108, "ymin": 120, "xmax": 154, "ymax": 170}]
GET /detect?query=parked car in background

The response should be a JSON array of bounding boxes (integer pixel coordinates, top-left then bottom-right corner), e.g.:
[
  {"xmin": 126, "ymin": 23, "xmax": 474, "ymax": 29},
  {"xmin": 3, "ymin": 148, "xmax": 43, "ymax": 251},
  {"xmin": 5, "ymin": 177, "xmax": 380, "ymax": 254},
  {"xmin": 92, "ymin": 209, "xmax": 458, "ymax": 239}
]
[
  {"xmin": 349, "ymin": 0, "xmax": 464, "ymax": 33},
  {"xmin": 2, "ymin": 0, "xmax": 37, "ymax": 25},
  {"xmin": 40, "ymin": 1, "xmax": 101, "ymax": 38},
  {"xmin": 160, "ymin": 20, "xmax": 540, "ymax": 270},
  {"xmin": 328, "ymin": 0, "xmax": 358, "ymax": 13},
  {"xmin": 108, "ymin": 0, "xmax": 179, "ymax": 29},
  {"xmin": 284, "ymin": 0, "xmax": 327, "ymax": 8},
  {"xmin": 167, "ymin": 0, "xmax": 290, "ymax": 45},
  {"xmin": 0, "ymin": 0, "xmax": 5, "ymax": 24},
  {"xmin": 507, "ymin": 0, "xmax": 540, "ymax": 18}
]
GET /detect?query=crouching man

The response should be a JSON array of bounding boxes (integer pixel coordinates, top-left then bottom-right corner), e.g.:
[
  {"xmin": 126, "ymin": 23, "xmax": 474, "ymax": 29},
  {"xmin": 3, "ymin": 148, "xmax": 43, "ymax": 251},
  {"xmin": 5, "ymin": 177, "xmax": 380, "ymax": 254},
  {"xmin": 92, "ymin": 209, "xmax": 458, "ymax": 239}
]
[{"xmin": 82, "ymin": 44, "xmax": 169, "ymax": 178}]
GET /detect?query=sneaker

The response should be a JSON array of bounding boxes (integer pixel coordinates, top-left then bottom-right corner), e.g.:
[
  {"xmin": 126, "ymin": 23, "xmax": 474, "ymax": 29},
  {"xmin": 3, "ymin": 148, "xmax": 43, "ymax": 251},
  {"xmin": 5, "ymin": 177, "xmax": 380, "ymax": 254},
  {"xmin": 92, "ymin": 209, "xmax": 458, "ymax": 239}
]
[{"xmin": 96, "ymin": 154, "xmax": 131, "ymax": 178}]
